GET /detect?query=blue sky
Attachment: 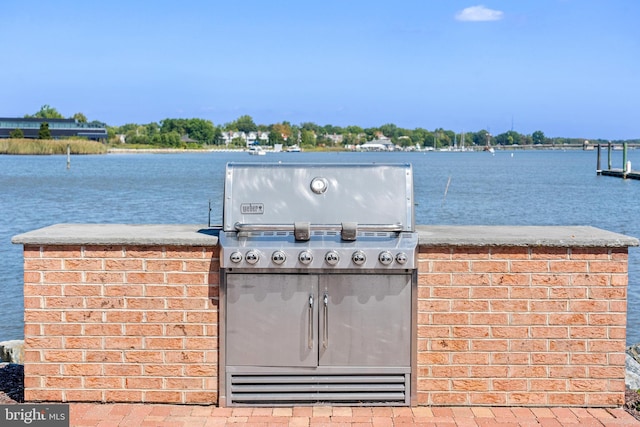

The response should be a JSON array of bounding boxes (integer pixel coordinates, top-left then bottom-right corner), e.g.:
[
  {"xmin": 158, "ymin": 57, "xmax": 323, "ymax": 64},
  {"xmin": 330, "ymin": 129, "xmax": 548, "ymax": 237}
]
[{"xmin": 1, "ymin": 1, "xmax": 638, "ymax": 139}]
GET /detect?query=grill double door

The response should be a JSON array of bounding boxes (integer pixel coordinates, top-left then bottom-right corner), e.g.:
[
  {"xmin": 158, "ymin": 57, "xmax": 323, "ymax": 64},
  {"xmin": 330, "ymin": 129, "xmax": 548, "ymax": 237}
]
[{"xmin": 225, "ymin": 273, "xmax": 411, "ymax": 369}]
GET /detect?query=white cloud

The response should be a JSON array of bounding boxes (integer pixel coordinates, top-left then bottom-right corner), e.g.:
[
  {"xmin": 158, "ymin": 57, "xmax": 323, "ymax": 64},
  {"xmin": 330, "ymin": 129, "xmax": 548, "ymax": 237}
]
[{"xmin": 455, "ymin": 5, "xmax": 504, "ymax": 22}]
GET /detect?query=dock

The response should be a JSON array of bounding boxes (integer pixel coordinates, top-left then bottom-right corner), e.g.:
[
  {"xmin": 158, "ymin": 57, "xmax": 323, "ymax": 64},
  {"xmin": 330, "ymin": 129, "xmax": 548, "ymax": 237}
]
[{"xmin": 596, "ymin": 142, "xmax": 640, "ymax": 179}]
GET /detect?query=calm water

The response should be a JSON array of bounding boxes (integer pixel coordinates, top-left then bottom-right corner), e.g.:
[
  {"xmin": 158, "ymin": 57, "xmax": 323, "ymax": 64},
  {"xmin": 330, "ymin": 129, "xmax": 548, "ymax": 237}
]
[{"xmin": 1, "ymin": 150, "xmax": 639, "ymax": 343}]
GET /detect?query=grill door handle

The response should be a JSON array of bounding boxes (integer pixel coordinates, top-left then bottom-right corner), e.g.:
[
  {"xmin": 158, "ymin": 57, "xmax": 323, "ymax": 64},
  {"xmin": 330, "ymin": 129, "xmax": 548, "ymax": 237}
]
[
  {"xmin": 323, "ymin": 293, "xmax": 329, "ymax": 349},
  {"xmin": 308, "ymin": 294, "xmax": 314, "ymax": 349}
]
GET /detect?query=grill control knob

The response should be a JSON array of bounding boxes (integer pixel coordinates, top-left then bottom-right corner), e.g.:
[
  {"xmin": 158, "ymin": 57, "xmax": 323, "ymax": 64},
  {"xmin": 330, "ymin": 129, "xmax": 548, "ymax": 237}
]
[
  {"xmin": 325, "ymin": 250, "xmax": 340, "ymax": 266},
  {"xmin": 352, "ymin": 250, "xmax": 366, "ymax": 266},
  {"xmin": 245, "ymin": 250, "xmax": 260, "ymax": 265},
  {"xmin": 395, "ymin": 252, "xmax": 408, "ymax": 265},
  {"xmin": 298, "ymin": 250, "xmax": 313, "ymax": 265},
  {"xmin": 378, "ymin": 251, "xmax": 394, "ymax": 266},
  {"xmin": 271, "ymin": 250, "xmax": 286, "ymax": 265},
  {"xmin": 229, "ymin": 251, "xmax": 243, "ymax": 263}
]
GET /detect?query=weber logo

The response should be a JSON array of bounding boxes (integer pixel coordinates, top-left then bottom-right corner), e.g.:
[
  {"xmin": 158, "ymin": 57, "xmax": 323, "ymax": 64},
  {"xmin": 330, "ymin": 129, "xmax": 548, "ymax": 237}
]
[
  {"xmin": 1, "ymin": 405, "xmax": 69, "ymax": 426},
  {"xmin": 241, "ymin": 203, "xmax": 264, "ymax": 214}
]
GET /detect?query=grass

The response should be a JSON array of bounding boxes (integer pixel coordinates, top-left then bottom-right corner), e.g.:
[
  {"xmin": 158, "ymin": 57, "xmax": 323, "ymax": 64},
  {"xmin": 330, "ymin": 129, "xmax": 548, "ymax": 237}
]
[{"xmin": 0, "ymin": 139, "xmax": 108, "ymax": 155}]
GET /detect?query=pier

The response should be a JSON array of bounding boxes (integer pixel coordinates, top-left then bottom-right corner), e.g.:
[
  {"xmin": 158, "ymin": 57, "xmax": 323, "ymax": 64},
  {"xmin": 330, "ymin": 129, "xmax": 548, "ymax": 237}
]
[{"xmin": 596, "ymin": 142, "xmax": 640, "ymax": 179}]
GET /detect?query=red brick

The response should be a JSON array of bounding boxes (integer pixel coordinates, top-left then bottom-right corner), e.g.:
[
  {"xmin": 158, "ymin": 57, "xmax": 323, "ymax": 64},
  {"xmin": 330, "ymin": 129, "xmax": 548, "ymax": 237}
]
[
  {"xmin": 104, "ymin": 390, "xmax": 143, "ymax": 402},
  {"xmin": 24, "ymin": 271, "xmax": 42, "ymax": 284},
  {"xmin": 419, "ymin": 247, "xmax": 451, "ymax": 258},
  {"xmin": 24, "ymin": 258, "xmax": 63, "ymax": 270},
  {"xmin": 571, "ymin": 274, "xmax": 609, "ymax": 286},
  {"xmin": 85, "ymin": 351, "xmax": 123, "ymax": 363},
  {"xmin": 105, "ymin": 337, "xmax": 143, "ymax": 349},
  {"xmin": 511, "ymin": 261, "xmax": 549, "ymax": 273},
  {"xmin": 167, "ymin": 272, "xmax": 207, "ymax": 285},
  {"xmin": 491, "ymin": 247, "xmax": 530, "ymax": 259},
  {"xmin": 511, "ymin": 313, "xmax": 547, "ymax": 325},
  {"xmin": 570, "ymin": 247, "xmax": 610, "ymax": 260},
  {"xmin": 145, "ymin": 284, "xmax": 185, "ymax": 297},
  {"xmin": 25, "ymin": 310, "xmax": 63, "ymax": 322},
  {"xmin": 184, "ymin": 260, "xmax": 212, "ymax": 272},
  {"xmin": 65, "ymin": 310, "xmax": 103, "ymax": 322},
  {"xmin": 104, "ymin": 259, "xmax": 143, "ymax": 270},
  {"xmin": 166, "ymin": 324, "xmax": 204, "ymax": 336},
  {"xmin": 452, "ymin": 300, "xmax": 489, "ymax": 312},
  {"xmin": 66, "ymin": 389, "xmax": 104, "ymax": 401},
  {"xmin": 104, "ymin": 364, "xmax": 142, "ymax": 376},
  {"xmin": 146, "ymin": 311, "xmax": 184, "ymax": 322},
  {"xmin": 432, "ymin": 287, "xmax": 470, "ymax": 299},
  {"xmin": 432, "ymin": 313, "xmax": 469, "ymax": 325},
  {"xmin": 452, "ymin": 273, "xmax": 491, "ymax": 286},
  {"xmin": 549, "ymin": 313, "xmax": 587, "ymax": 325},
  {"xmin": 44, "ymin": 271, "xmax": 83, "ymax": 283},
  {"xmin": 84, "ymin": 376, "xmax": 123, "ymax": 389},
  {"xmin": 432, "ymin": 260, "xmax": 470, "ymax": 273},
  {"xmin": 165, "ymin": 246, "xmax": 209, "ymax": 258},
  {"xmin": 65, "ymin": 337, "xmax": 102, "ymax": 349},
  {"xmin": 125, "ymin": 247, "xmax": 162, "ymax": 258},
  {"xmin": 471, "ymin": 260, "xmax": 509, "ymax": 272},
  {"xmin": 42, "ymin": 246, "xmax": 82, "ymax": 258},
  {"xmin": 84, "ymin": 323, "xmax": 123, "ymax": 336},
  {"xmin": 511, "ymin": 286, "xmax": 550, "ymax": 299},
  {"xmin": 44, "ymin": 296, "xmax": 84, "ymax": 309},
  {"xmin": 167, "ymin": 298, "xmax": 209, "ymax": 310},
  {"xmin": 124, "ymin": 351, "xmax": 164, "ymax": 363},
  {"xmin": 430, "ymin": 339, "xmax": 469, "ymax": 352},
  {"xmin": 126, "ymin": 377, "xmax": 163, "ymax": 389},
  {"xmin": 471, "ymin": 286, "xmax": 509, "ymax": 299},
  {"xmin": 24, "ymin": 245, "xmax": 42, "ymax": 257},
  {"xmin": 104, "ymin": 284, "xmax": 143, "ymax": 296},
  {"xmin": 418, "ymin": 299, "xmax": 450, "ymax": 312},
  {"xmin": 183, "ymin": 337, "xmax": 217, "ymax": 350},
  {"xmin": 63, "ymin": 363, "xmax": 103, "ymax": 376},
  {"xmin": 493, "ymin": 379, "xmax": 527, "ymax": 391},
  {"xmin": 493, "ymin": 274, "xmax": 529, "ymax": 285},
  {"xmin": 589, "ymin": 261, "xmax": 627, "ymax": 273},
  {"xmin": 531, "ymin": 247, "xmax": 569, "ymax": 259},
  {"xmin": 144, "ymin": 391, "xmax": 182, "ymax": 403},
  {"xmin": 126, "ymin": 272, "xmax": 164, "ymax": 284},
  {"xmin": 24, "ymin": 296, "xmax": 43, "ymax": 309},
  {"xmin": 451, "ymin": 247, "xmax": 490, "ymax": 259},
  {"xmin": 471, "ymin": 339, "xmax": 508, "ymax": 352},
  {"xmin": 64, "ymin": 258, "xmax": 103, "ymax": 270},
  {"xmin": 125, "ymin": 297, "xmax": 166, "ymax": 309},
  {"xmin": 510, "ymin": 339, "xmax": 547, "ymax": 352},
  {"xmin": 491, "ymin": 352, "xmax": 530, "ymax": 365},
  {"xmin": 530, "ymin": 300, "xmax": 568, "ymax": 312},
  {"xmin": 589, "ymin": 287, "xmax": 626, "ymax": 299},
  {"xmin": 589, "ymin": 313, "xmax": 626, "ymax": 325},
  {"xmin": 84, "ymin": 272, "xmax": 125, "ymax": 284},
  {"xmin": 86, "ymin": 297, "xmax": 125, "ymax": 309},
  {"xmin": 146, "ymin": 337, "xmax": 184, "ymax": 350},
  {"xmin": 83, "ymin": 246, "xmax": 124, "ymax": 258},
  {"xmin": 64, "ymin": 284, "xmax": 103, "ymax": 296}
]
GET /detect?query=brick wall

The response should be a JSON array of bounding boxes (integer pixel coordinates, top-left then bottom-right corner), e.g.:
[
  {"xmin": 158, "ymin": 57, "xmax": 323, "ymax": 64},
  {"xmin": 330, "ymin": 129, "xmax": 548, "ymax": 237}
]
[
  {"xmin": 21, "ymin": 242, "xmax": 629, "ymax": 407},
  {"xmin": 417, "ymin": 246, "xmax": 628, "ymax": 407},
  {"xmin": 22, "ymin": 244, "xmax": 219, "ymax": 404}
]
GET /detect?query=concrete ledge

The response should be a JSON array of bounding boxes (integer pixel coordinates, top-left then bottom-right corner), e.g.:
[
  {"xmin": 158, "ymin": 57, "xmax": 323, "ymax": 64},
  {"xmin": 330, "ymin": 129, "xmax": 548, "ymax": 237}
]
[
  {"xmin": 11, "ymin": 224, "xmax": 219, "ymax": 246},
  {"xmin": 11, "ymin": 223, "xmax": 638, "ymax": 248},
  {"xmin": 417, "ymin": 225, "xmax": 638, "ymax": 248}
]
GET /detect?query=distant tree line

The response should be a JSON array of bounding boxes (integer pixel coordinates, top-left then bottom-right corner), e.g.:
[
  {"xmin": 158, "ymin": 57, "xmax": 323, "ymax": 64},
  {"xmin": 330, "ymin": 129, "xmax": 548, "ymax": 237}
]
[{"xmin": 14, "ymin": 106, "xmax": 637, "ymax": 148}]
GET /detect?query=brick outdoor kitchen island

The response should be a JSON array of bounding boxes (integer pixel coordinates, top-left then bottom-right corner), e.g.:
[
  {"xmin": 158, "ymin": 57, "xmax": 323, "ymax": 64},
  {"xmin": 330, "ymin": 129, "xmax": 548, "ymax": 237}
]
[{"xmin": 12, "ymin": 224, "xmax": 639, "ymax": 407}]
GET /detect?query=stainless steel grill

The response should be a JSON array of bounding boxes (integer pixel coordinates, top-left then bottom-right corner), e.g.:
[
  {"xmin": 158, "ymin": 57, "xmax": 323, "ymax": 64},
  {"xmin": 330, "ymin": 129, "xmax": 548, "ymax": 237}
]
[{"xmin": 218, "ymin": 163, "xmax": 418, "ymax": 406}]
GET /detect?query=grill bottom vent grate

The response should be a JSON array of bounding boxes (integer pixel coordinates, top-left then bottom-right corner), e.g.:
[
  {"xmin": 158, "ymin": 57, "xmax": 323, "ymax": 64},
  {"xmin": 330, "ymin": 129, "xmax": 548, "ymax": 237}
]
[{"xmin": 228, "ymin": 374, "xmax": 409, "ymax": 406}]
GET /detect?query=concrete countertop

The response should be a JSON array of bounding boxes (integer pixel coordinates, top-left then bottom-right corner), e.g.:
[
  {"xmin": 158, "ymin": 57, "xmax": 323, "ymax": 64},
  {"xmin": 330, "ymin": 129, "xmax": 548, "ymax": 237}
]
[
  {"xmin": 12, "ymin": 224, "xmax": 639, "ymax": 248},
  {"xmin": 416, "ymin": 225, "xmax": 638, "ymax": 248}
]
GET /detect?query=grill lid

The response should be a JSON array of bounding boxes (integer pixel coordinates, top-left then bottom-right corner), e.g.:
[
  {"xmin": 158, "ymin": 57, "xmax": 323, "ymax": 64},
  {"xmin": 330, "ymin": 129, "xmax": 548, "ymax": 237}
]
[{"xmin": 222, "ymin": 163, "xmax": 414, "ymax": 233}]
